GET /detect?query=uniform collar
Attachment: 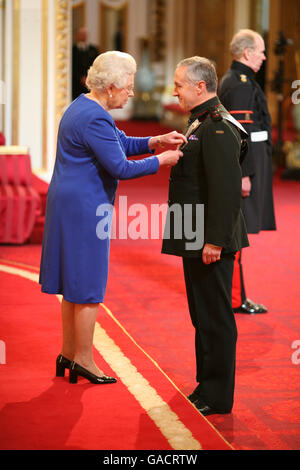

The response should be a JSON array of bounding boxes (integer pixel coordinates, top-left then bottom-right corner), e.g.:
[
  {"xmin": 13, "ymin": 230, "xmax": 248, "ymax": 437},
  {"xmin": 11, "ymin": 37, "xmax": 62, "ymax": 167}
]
[
  {"xmin": 190, "ymin": 96, "xmax": 220, "ymax": 121},
  {"xmin": 231, "ymin": 60, "xmax": 255, "ymax": 78}
]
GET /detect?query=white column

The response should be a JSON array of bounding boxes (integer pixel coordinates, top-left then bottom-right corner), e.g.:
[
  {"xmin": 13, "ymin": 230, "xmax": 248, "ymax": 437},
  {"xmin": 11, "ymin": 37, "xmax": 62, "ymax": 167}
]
[
  {"xmin": 165, "ymin": 0, "xmax": 185, "ymax": 88},
  {"xmin": 4, "ymin": 0, "xmax": 13, "ymax": 144},
  {"xmin": 126, "ymin": 0, "xmax": 148, "ymax": 60},
  {"xmin": 109, "ymin": 0, "xmax": 149, "ymax": 120},
  {"xmin": 165, "ymin": 0, "xmax": 175, "ymax": 88},
  {"xmin": 85, "ymin": 0, "xmax": 100, "ymax": 46},
  {"xmin": 18, "ymin": 0, "xmax": 43, "ymax": 170}
]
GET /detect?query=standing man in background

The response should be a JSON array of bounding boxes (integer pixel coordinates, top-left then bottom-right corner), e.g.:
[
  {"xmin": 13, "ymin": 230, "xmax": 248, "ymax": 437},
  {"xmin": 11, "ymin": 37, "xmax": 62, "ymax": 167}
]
[
  {"xmin": 72, "ymin": 27, "xmax": 99, "ymax": 100},
  {"xmin": 219, "ymin": 29, "xmax": 276, "ymax": 315}
]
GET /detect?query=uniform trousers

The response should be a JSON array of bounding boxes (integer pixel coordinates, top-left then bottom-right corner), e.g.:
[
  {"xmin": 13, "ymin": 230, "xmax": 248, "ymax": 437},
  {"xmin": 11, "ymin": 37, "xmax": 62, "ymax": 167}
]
[{"xmin": 182, "ymin": 253, "xmax": 237, "ymax": 411}]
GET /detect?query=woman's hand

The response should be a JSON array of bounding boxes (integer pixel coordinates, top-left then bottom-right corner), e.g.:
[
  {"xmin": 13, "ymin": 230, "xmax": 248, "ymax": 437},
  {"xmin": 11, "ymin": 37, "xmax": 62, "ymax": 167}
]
[
  {"xmin": 149, "ymin": 131, "xmax": 187, "ymax": 150},
  {"xmin": 157, "ymin": 149, "xmax": 183, "ymax": 167}
]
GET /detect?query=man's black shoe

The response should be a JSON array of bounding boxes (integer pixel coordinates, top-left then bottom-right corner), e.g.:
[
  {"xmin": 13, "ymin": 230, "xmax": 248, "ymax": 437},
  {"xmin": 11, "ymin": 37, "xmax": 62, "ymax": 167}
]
[
  {"xmin": 233, "ymin": 298, "xmax": 268, "ymax": 314},
  {"xmin": 193, "ymin": 399, "xmax": 231, "ymax": 416},
  {"xmin": 187, "ymin": 388, "xmax": 201, "ymax": 404}
]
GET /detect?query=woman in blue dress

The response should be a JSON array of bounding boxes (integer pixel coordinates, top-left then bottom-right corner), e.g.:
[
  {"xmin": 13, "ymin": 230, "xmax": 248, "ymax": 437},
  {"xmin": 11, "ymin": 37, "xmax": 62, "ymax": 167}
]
[{"xmin": 39, "ymin": 51, "xmax": 186, "ymax": 384}]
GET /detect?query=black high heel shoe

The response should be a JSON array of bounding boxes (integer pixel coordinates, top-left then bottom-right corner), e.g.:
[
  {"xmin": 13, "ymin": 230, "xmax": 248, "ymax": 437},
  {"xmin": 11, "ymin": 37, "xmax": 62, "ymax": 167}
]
[
  {"xmin": 69, "ymin": 361, "xmax": 117, "ymax": 385},
  {"xmin": 56, "ymin": 354, "xmax": 72, "ymax": 377}
]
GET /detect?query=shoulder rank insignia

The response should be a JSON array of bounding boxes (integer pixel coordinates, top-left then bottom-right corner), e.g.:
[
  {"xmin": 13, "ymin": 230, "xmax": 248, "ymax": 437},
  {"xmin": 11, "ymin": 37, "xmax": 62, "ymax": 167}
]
[
  {"xmin": 240, "ymin": 74, "xmax": 247, "ymax": 83},
  {"xmin": 209, "ymin": 106, "xmax": 222, "ymax": 122}
]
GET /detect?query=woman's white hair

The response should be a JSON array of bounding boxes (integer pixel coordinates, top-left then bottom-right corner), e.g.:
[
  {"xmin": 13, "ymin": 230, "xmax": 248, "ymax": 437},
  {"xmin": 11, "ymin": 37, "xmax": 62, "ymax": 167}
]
[
  {"xmin": 86, "ymin": 51, "xmax": 137, "ymax": 92},
  {"xmin": 230, "ymin": 29, "xmax": 260, "ymax": 59}
]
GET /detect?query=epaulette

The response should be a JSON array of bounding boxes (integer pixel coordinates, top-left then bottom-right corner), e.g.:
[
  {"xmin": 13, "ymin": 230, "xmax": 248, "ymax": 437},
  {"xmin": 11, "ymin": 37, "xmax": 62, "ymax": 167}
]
[{"xmin": 208, "ymin": 106, "xmax": 222, "ymax": 122}]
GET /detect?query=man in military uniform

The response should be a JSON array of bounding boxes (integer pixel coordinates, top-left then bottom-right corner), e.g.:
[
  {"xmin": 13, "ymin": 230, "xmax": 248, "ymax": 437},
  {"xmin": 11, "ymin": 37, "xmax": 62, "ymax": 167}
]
[
  {"xmin": 219, "ymin": 29, "xmax": 276, "ymax": 314},
  {"xmin": 162, "ymin": 57, "xmax": 249, "ymax": 416},
  {"xmin": 72, "ymin": 27, "xmax": 99, "ymax": 100}
]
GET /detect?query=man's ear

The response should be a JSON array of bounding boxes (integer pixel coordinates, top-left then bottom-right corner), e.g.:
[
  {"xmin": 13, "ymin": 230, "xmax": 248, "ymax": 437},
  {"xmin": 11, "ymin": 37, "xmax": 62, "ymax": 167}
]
[
  {"xmin": 196, "ymin": 80, "xmax": 206, "ymax": 95},
  {"xmin": 243, "ymin": 47, "xmax": 252, "ymax": 62}
]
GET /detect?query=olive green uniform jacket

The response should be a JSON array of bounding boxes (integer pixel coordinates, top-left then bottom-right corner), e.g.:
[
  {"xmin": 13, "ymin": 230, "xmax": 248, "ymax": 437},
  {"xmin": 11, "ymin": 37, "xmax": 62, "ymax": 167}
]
[{"xmin": 162, "ymin": 96, "xmax": 249, "ymax": 257}]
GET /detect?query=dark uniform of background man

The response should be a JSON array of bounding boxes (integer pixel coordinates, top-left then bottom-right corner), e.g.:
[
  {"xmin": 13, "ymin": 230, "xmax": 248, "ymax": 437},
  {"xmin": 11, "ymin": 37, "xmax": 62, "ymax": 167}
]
[
  {"xmin": 219, "ymin": 29, "xmax": 276, "ymax": 314},
  {"xmin": 162, "ymin": 57, "xmax": 249, "ymax": 416},
  {"xmin": 72, "ymin": 27, "xmax": 99, "ymax": 100}
]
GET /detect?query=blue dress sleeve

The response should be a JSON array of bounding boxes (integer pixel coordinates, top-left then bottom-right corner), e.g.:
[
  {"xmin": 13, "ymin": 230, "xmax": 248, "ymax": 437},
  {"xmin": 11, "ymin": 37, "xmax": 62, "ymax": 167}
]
[
  {"xmin": 84, "ymin": 116, "xmax": 159, "ymax": 180},
  {"xmin": 116, "ymin": 128, "xmax": 154, "ymax": 156}
]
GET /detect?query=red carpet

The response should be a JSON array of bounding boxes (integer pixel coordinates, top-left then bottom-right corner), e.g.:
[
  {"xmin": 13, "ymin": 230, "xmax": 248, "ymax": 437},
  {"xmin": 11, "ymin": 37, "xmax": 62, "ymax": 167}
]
[
  {"xmin": 0, "ymin": 120, "xmax": 300, "ymax": 451},
  {"xmin": 0, "ymin": 257, "xmax": 231, "ymax": 451},
  {"xmin": 105, "ymin": 174, "xmax": 300, "ymax": 450},
  {"xmin": 108, "ymin": 120, "xmax": 300, "ymax": 450}
]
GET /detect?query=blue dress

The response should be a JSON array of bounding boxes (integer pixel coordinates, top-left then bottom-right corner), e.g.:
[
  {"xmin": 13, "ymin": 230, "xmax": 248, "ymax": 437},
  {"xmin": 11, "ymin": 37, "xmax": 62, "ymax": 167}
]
[{"xmin": 39, "ymin": 94, "xmax": 159, "ymax": 303}]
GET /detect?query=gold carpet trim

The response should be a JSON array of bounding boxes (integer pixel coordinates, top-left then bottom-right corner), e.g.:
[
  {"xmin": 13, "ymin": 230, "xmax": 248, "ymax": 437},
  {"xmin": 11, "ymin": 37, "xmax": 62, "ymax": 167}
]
[
  {"xmin": 93, "ymin": 322, "xmax": 201, "ymax": 450},
  {"xmin": 0, "ymin": 263, "xmax": 39, "ymax": 282},
  {"xmin": 100, "ymin": 303, "xmax": 233, "ymax": 449}
]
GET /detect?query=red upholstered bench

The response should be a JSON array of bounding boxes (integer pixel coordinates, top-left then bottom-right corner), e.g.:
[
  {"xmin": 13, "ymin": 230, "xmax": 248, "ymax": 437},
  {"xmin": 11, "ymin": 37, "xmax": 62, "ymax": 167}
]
[
  {"xmin": 29, "ymin": 174, "xmax": 49, "ymax": 244},
  {"xmin": 0, "ymin": 146, "xmax": 41, "ymax": 244}
]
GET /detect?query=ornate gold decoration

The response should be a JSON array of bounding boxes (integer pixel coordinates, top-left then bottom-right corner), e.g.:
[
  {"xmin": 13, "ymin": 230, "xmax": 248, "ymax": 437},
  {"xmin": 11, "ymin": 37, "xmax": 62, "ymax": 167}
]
[{"xmin": 55, "ymin": 0, "xmax": 70, "ymax": 133}]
